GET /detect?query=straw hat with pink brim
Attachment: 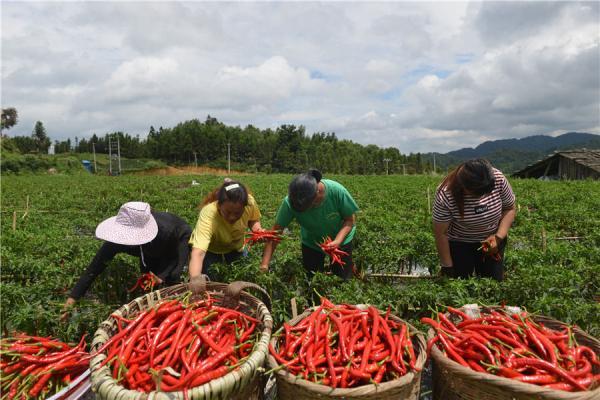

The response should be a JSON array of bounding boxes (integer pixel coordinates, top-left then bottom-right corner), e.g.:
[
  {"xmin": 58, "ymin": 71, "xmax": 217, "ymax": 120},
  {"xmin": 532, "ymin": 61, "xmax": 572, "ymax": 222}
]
[{"xmin": 95, "ymin": 202, "xmax": 158, "ymax": 246}]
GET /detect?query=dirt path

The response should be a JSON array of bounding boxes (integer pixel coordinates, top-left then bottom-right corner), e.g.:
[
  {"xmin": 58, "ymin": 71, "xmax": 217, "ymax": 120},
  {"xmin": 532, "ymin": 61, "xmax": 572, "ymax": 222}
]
[{"xmin": 134, "ymin": 166, "xmax": 245, "ymax": 176}]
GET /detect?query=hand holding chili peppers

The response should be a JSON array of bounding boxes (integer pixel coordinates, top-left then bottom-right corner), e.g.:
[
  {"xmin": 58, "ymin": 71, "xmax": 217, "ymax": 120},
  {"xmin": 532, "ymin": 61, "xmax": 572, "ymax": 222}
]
[
  {"xmin": 319, "ymin": 236, "xmax": 349, "ymax": 266},
  {"xmin": 422, "ymin": 306, "xmax": 600, "ymax": 392},
  {"xmin": 128, "ymin": 272, "xmax": 161, "ymax": 293},
  {"xmin": 244, "ymin": 229, "xmax": 283, "ymax": 251},
  {"xmin": 479, "ymin": 236, "xmax": 501, "ymax": 261}
]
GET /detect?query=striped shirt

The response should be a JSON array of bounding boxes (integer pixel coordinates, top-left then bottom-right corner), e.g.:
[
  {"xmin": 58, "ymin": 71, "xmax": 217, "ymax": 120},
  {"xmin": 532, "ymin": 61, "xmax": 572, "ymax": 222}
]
[{"xmin": 433, "ymin": 168, "xmax": 516, "ymax": 242}]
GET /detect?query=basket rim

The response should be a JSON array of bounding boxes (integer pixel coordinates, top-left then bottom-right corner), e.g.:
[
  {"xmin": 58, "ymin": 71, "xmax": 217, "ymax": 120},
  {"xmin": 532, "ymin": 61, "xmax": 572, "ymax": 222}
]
[
  {"xmin": 267, "ymin": 303, "xmax": 427, "ymax": 395},
  {"xmin": 90, "ymin": 282, "xmax": 273, "ymax": 398},
  {"xmin": 429, "ymin": 307, "xmax": 600, "ymax": 398}
]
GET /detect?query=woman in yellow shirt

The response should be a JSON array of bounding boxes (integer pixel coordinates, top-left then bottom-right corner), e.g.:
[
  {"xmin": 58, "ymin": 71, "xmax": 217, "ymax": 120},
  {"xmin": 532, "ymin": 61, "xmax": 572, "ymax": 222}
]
[{"xmin": 188, "ymin": 180, "xmax": 263, "ymax": 281}]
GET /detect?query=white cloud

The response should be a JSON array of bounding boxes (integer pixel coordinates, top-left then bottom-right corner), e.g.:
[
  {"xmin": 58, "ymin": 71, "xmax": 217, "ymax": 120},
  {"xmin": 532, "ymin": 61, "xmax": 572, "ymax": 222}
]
[
  {"xmin": 1, "ymin": 1, "xmax": 598, "ymax": 153},
  {"xmin": 212, "ymin": 56, "xmax": 324, "ymax": 106},
  {"xmin": 104, "ymin": 57, "xmax": 181, "ymax": 101}
]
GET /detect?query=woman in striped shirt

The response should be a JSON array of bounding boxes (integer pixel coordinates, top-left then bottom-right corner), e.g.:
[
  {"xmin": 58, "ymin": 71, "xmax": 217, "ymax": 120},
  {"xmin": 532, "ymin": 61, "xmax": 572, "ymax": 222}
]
[{"xmin": 432, "ymin": 159, "xmax": 516, "ymax": 281}]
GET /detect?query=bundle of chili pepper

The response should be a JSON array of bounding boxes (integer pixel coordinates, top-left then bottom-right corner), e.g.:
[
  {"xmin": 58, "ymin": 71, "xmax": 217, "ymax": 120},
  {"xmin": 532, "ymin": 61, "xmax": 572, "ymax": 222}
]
[
  {"xmin": 269, "ymin": 297, "xmax": 421, "ymax": 388},
  {"xmin": 479, "ymin": 240, "xmax": 501, "ymax": 261},
  {"xmin": 243, "ymin": 229, "xmax": 282, "ymax": 251},
  {"xmin": 422, "ymin": 307, "xmax": 600, "ymax": 392},
  {"xmin": 318, "ymin": 237, "xmax": 349, "ymax": 266},
  {"xmin": 128, "ymin": 272, "xmax": 161, "ymax": 293},
  {"xmin": 0, "ymin": 333, "xmax": 90, "ymax": 399},
  {"xmin": 96, "ymin": 294, "xmax": 259, "ymax": 393}
]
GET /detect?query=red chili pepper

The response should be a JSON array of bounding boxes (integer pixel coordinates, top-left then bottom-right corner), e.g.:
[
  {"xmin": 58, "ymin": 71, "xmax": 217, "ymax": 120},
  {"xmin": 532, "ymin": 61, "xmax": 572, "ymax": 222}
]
[
  {"xmin": 446, "ymin": 306, "xmax": 471, "ymax": 321},
  {"xmin": 127, "ymin": 272, "xmax": 160, "ymax": 292},
  {"xmin": 373, "ymin": 364, "xmax": 386, "ymax": 383},
  {"xmin": 244, "ymin": 229, "xmax": 283, "ymax": 251},
  {"xmin": 505, "ymin": 358, "xmax": 587, "ymax": 391},
  {"xmin": 318, "ymin": 236, "xmax": 349, "ymax": 266},
  {"xmin": 28, "ymin": 373, "xmax": 52, "ymax": 398},
  {"xmin": 438, "ymin": 333, "xmax": 469, "ymax": 367}
]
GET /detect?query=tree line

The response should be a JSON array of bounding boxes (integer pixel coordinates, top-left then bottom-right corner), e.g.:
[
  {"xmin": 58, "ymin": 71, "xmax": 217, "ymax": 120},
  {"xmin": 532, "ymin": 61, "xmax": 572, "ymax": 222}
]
[{"xmin": 2, "ymin": 109, "xmax": 435, "ymax": 174}]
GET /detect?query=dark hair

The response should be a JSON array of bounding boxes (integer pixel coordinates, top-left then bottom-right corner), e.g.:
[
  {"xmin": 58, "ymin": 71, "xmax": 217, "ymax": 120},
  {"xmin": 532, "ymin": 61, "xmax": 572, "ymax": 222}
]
[
  {"xmin": 201, "ymin": 179, "xmax": 249, "ymax": 207},
  {"xmin": 288, "ymin": 169, "xmax": 322, "ymax": 212},
  {"xmin": 441, "ymin": 159, "xmax": 495, "ymax": 217}
]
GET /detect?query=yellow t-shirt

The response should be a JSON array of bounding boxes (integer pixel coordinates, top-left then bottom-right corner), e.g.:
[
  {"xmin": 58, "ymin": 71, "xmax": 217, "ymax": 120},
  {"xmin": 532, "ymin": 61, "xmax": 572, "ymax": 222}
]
[{"xmin": 189, "ymin": 195, "xmax": 261, "ymax": 254}]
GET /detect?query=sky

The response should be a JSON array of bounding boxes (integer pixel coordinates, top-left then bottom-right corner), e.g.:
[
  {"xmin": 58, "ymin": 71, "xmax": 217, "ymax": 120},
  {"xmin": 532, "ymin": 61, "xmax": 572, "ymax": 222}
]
[{"xmin": 2, "ymin": 1, "xmax": 599, "ymax": 153}]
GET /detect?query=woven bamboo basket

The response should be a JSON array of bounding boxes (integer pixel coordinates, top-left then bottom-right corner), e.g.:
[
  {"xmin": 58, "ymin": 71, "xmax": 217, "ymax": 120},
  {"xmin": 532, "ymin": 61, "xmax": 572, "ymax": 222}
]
[
  {"xmin": 90, "ymin": 277, "xmax": 273, "ymax": 400},
  {"xmin": 431, "ymin": 308, "xmax": 600, "ymax": 400},
  {"xmin": 267, "ymin": 304, "xmax": 427, "ymax": 399}
]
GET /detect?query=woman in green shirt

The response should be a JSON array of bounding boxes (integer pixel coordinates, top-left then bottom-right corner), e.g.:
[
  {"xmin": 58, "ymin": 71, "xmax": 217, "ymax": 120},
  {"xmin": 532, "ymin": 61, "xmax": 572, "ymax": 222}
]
[{"xmin": 261, "ymin": 169, "xmax": 359, "ymax": 280}]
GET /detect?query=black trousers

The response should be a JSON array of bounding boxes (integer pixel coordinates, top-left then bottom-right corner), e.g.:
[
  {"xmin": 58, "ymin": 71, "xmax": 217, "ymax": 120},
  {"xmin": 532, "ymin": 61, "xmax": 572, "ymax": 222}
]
[
  {"xmin": 302, "ymin": 242, "xmax": 354, "ymax": 280},
  {"xmin": 201, "ymin": 250, "xmax": 243, "ymax": 281},
  {"xmin": 449, "ymin": 238, "xmax": 507, "ymax": 281}
]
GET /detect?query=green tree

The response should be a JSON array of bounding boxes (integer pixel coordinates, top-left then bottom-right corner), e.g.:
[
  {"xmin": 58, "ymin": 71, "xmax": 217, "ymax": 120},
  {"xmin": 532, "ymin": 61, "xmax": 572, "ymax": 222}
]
[
  {"xmin": 12, "ymin": 136, "xmax": 38, "ymax": 153},
  {"xmin": 1, "ymin": 107, "xmax": 18, "ymax": 131},
  {"xmin": 32, "ymin": 121, "xmax": 50, "ymax": 153}
]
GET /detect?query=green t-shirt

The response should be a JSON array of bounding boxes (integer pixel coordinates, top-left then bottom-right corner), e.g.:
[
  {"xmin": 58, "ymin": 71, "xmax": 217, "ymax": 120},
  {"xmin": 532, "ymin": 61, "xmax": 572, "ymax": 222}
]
[{"xmin": 276, "ymin": 179, "xmax": 359, "ymax": 252}]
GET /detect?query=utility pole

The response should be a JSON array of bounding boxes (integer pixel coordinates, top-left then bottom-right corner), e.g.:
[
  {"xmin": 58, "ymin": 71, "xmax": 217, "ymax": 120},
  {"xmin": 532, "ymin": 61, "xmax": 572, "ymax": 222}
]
[
  {"xmin": 399, "ymin": 163, "xmax": 407, "ymax": 175},
  {"xmin": 383, "ymin": 158, "xmax": 391, "ymax": 175},
  {"xmin": 92, "ymin": 142, "xmax": 97, "ymax": 173},
  {"xmin": 108, "ymin": 135, "xmax": 121, "ymax": 175},
  {"xmin": 117, "ymin": 136, "xmax": 122, "ymax": 175},
  {"xmin": 227, "ymin": 142, "xmax": 231, "ymax": 174},
  {"xmin": 108, "ymin": 137, "xmax": 112, "ymax": 175},
  {"xmin": 433, "ymin": 153, "xmax": 437, "ymax": 174},
  {"xmin": 193, "ymin": 151, "xmax": 197, "ymax": 168}
]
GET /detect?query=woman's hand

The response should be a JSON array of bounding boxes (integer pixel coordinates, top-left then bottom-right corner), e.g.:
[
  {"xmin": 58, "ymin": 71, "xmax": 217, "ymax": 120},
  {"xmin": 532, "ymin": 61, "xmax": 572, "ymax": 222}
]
[
  {"xmin": 322, "ymin": 238, "xmax": 342, "ymax": 251},
  {"xmin": 249, "ymin": 220, "xmax": 262, "ymax": 233},
  {"xmin": 483, "ymin": 234, "xmax": 499, "ymax": 255},
  {"xmin": 261, "ymin": 224, "xmax": 282, "ymax": 271},
  {"xmin": 60, "ymin": 297, "xmax": 76, "ymax": 322},
  {"xmin": 439, "ymin": 265, "xmax": 454, "ymax": 278}
]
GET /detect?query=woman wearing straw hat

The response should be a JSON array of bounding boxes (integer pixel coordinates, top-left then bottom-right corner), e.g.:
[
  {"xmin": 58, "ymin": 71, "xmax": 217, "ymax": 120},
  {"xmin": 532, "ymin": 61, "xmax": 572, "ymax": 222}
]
[
  {"xmin": 62, "ymin": 202, "xmax": 192, "ymax": 314},
  {"xmin": 188, "ymin": 179, "xmax": 264, "ymax": 282},
  {"xmin": 261, "ymin": 169, "xmax": 359, "ymax": 280}
]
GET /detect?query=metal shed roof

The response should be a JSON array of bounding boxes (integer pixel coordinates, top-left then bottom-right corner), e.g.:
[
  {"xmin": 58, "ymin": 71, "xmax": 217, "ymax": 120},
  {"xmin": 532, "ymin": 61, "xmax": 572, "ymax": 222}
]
[{"xmin": 512, "ymin": 149, "xmax": 600, "ymax": 177}]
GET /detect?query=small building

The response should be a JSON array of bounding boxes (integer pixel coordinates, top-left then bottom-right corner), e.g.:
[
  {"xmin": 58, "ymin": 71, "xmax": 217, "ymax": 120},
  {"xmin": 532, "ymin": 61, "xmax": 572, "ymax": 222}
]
[{"xmin": 512, "ymin": 149, "xmax": 600, "ymax": 180}]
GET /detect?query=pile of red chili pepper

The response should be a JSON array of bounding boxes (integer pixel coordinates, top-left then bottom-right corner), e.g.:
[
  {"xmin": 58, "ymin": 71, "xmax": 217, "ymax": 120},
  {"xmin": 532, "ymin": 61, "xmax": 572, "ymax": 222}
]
[
  {"xmin": 422, "ymin": 307, "xmax": 600, "ymax": 392},
  {"xmin": 0, "ymin": 333, "xmax": 90, "ymax": 399},
  {"xmin": 244, "ymin": 229, "xmax": 282, "ymax": 251},
  {"xmin": 127, "ymin": 272, "xmax": 161, "ymax": 293},
  {"xmin": 318, "ymin": 236, "xmax": 349, "ymax": 266},
  {"xmin": 96, "ymin": 294, "xmax": 259, "ymax": 393},
  {"xmin": 269, "ymin": 297, "xmax": 421, "ymax": 388}
]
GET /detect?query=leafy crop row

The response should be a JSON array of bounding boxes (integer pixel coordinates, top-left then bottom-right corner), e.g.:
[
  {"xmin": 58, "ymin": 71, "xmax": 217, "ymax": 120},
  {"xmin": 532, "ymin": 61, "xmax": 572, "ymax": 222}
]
[{"xmin": 1, "ymin": 175, "xmax": 598, "ymax": 343}]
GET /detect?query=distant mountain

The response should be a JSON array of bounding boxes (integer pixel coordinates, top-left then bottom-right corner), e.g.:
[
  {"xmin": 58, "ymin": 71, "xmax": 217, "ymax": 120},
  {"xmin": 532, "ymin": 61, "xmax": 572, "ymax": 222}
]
[{"xmin": 427, "ymin": 132, "xmax": 600, "ymax": 173}]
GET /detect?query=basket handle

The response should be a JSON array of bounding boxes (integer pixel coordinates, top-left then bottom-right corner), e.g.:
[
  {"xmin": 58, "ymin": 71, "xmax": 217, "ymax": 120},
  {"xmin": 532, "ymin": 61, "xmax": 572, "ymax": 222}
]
[{"xmin": 222, "ymin": 281, "xmax": 271, "ymax": 311}]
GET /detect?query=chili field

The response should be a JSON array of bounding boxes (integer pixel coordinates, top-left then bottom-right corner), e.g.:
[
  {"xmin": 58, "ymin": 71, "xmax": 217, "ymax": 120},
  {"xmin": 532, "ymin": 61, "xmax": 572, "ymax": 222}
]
[{"xmin": 1, "ymin": 174, "xmax": 599, "ymax": 343}]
